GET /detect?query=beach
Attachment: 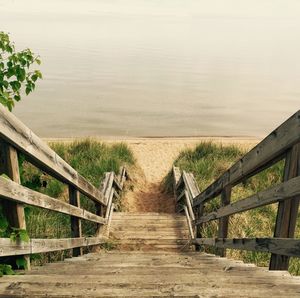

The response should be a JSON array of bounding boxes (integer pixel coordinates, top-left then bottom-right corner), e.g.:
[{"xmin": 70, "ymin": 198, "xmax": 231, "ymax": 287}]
[{"xmin": 45, "ymin": 137, "xmax": 260, "ymax": 213}]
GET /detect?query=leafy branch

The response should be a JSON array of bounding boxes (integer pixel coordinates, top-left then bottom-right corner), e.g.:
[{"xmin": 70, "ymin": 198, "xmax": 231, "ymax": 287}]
[{"xmin": 0, "ymin": 31, "xmax": 42, "ymax": 111}]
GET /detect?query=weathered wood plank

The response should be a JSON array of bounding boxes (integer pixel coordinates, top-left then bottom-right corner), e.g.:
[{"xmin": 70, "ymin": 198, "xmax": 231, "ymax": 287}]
[
  {"xmin": 193, "ymin": 110, "xmax": 300, "ymax": 207},
  {"xmin": 0, "ymin": 177, "xmax": 106, "ymax": 224},
  {"xmin": 104, "ymin": 172, "xmax": 114, "ymax": 204},
  {"xmin": 183, "ymin": 205, "xmax": 194, "ymax": 239},
  {"xmin": 184, "ymin": 190, "xmax": 195, "ymax": 221},
  {"xmin": 105, "ymin": 187, "xmax": 115, "ymax": 219},
  {"xmin": 184, "ymin": 172, "xmax": 200, "ymax": 199},
  {"xmin": 173, "ymin": 166, "xmax": 181, "ymax": 186},
  {"xmin": 69, "ymin": 186, "xmax": 83, "ymax": 257},
  {"xmin": 217, "ymin": 185, "xmax": 232, "ymax": 257},
  {"xmin": 193, "ymin": 238, "xmax": 300, "ymax": 257},
  {"xmin": 0, "ymin": 142, "xmax": 30, "ymax": 269},
  {"xmin": 0, "ymin": 105, "xmax": 106, "ymax": 206},
  {"xmin": 270, "ymin": 143, "xmax": 300, "ymax": 270},
  {"xmin": 195, "ymin": 176, "xmax": 300, "ymax": 225},
  {"xmin": 106, "ymin": 203, "xmax": 114, "ymax": 237},
  {"xmin": 0, "ymin": 237, "xmax": 107, "ymax": 257},
  {"xmin": 176, "ymin": 189, "xmax": 185, "ymax": 203}
]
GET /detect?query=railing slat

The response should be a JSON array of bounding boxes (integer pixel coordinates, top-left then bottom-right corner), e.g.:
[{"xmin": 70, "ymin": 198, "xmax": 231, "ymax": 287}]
[
  {"xmin": 0, "ymin": 237, "xmax": 108, "ymax": 257},
  {"xmin": 69, "ymin": 186, "xmax": 83, "ymax": 257},
  {"xmin": 270, "ymin": 143, "xmax": 300, "ymax": 270},
  {"xmin": 217, "ymin": 185, "xmax": 232, "ymax": 257},
  {"xmin": 193, "ymin": 238, "xmax": 300, "ymax": 258},
  {"xmin": 0, "ymin": 177, "xmax": 106, "ymax": 224},
  {"xmin": 193, "ymin": 110, "xmax": 300, "ymax": 207},
  {"xmin": 195, "ymin": 175, "xmax": 300, "ymax": 225},
  {"xmin": 0, "ymin": 141, "xmax": 30, "ymax": 269},
  {"xmin": 0, "ymin": 105, "xmax": 106, "ymax": 206}
]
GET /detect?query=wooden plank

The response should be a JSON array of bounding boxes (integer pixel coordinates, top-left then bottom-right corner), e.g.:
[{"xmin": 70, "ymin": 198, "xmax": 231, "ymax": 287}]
[
  {"xmin": 183, "ymin": 205, "xmax": 194, "ymax": 239},
  {"xmin": 195, "ymin": 176, "xmax": 300, "ymax": 225},
  {"xmin": 0, "ymin": 105, "xmax": 106, "ymax": 206},
  {"xmin": 193, "ymin": 110, "xmax": 300, "ymax": 207},
  {"xmin": 217, "ymin": 185, "xmax": 232, "ymax": 257},
  {"xmin": 176, "ymin": 189, "xmax": 186, "ymax": 203},
  {"xmin": 0, "ymin": 142, "xmax": 30, "ymax": 269},
  {"xmin": 104, "ymin": 173, "xmax": 114, "ymax": 204},
  {"xmin": 193, "ymin": 238, "xmax": 300, "ymax": 257},
  {"xmin": 175, "ymin": 174, "xmax": 184, "ymax": 191},
  {"xmin": 69, "ymin": 186, "xmax": 83, "ymax": 257},
  {"xmin": 173, "ymin": 166, "xmax": 181, "ymax": 187},
  {"xmin": 184, "ymin": 190, "xmax": 195, "ymax": 221},
  {"xmin": 106, "ymin": 203, "xmax": 114, "ymax": 237},
  {"xmin": 183, "ymin": 172, "xmax": 200, "ymax": 199},
  {"xmin": 113, "ymin": 175, "xmax": 122, "ymax": 191},
  {"xmin": 270, "ymin": 143, "xmax": 300, "ymax": 270},
  {"xmin": 105, "ymin": 187, "xmax": 115, "ymax": 219},
  {"xmin": 0, "ymin": 176, "xmax": 106, "ymax": 224},
  {"xmin": 0, "ymin": 237, "xmax": 107, "ymax": 257}
]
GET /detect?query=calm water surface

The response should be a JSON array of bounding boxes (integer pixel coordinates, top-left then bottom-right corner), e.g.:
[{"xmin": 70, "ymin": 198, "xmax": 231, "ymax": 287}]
[{"xmin": 1, "ymin": 0, "xmax": 300, "ymax": 137}]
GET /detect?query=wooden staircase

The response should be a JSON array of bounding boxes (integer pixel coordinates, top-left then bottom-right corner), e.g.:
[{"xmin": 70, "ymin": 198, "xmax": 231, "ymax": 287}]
[
  {"xmin": 110, "ymin": 212, "xmax": 190, "ymax": 251},
  {"xmin": 1, "ymin": 212, "xmax": 300, "ymax": 297}
]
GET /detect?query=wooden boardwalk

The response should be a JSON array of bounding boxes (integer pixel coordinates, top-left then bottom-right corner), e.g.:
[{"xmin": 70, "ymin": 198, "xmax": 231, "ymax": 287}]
[
  {"xmin": 1, "ymin": 213, "xmax": 300, "ymax": 297},
  {"xmin": 0, "ymin": 106, "xmax": 300, "ymax": 296}
]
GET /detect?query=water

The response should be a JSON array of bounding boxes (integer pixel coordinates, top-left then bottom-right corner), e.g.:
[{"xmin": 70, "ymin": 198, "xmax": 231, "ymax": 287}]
[{"xmin": 1, "ymin": 0, "xmax": 300, "ymax": 138}]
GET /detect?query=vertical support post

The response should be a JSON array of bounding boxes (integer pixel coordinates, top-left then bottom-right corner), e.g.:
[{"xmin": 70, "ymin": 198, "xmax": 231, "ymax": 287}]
[
  {"xmin": 216, "ymin": 185, "xmax": 232, "ymax": 257},
  {"xmin": 0, "ymin": 141, "xmax": 30, "ymax": 269},
  {"xmin": 269, "ymin": 143, "xmax": 300, "ymax": 270},
  {"xmin": 68, "ymin": 185, "xmax": 83, "ymax": 257},
  {"xmin": 195, "ymin": 204, "xmax": 204, "ymax": 251}
]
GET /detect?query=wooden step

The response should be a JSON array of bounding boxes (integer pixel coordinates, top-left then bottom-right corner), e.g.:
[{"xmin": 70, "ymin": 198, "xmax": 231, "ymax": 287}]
[{"xmin": 1, "ymin": 252, "xmax": 300, "ymax": 297}]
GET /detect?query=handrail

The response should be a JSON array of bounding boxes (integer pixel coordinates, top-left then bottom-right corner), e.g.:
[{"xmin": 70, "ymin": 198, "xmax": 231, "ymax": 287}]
[
  {"xmin": 173, "ymin": 167, "xmax": 199, "ymax": 239},
  {"xmin": 0, "ymin": 107, "xmax": 129, "ymax": 268},
  {"xmin": 172, "ymin": 110, "xmax": 300, "ymax": 271},
  {"xmin": 0, "ymin": 105, "xmax": 105, "ymax": 205},
  {"xmin": 193, "ymin": 110, "xmax": 300, "ymax": 208}
]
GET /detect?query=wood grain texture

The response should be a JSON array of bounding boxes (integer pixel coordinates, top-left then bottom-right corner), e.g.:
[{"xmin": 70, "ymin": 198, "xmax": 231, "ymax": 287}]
[
  {"xmin": 0, "ymin": 177, "xmax": 106, "ymax": 224},
  {"xmin": 0, "ymin": 105, "xmax": 106, "ymax": 206},
  {"xmin": 193, "ymin": 238, "xmax": 300, "ymax": 257},
  {"xmin": 69, "ymin": 186, "xmax": 83, "ymax": 257},
  {"xmin": 270, "ymin": 143, "xmax": 300, "ymax": 270},
  {"xmin": 195, "ymin": 176, "xmax": 300, "ymax": 225},
  {"xmin": 193, "ymin": 110, "xmax": 300, "ymax": 207},
  {"xmin": 217, "ymin": 185, "xmax": 232, "ymax": 257},
  {"xmin": 0, "ymin": 237, "xmax": 107, "ymax": 257}
]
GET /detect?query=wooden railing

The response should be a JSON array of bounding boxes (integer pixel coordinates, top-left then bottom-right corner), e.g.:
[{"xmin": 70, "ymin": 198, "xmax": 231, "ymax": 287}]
[
  {"xmin": 0, "ymin": 105, "xmax": 128, "ymax": 269},
  {"xmin": 173, "ymin": 110, "xmax": 300, "ymax": 271}
]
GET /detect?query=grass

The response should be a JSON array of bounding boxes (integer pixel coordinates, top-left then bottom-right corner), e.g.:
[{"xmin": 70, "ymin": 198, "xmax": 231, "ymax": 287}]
[
  {"xmin": 165, "ymin": 141, "xmax": 300, "ymax": 275},
  {"xmin": 19, "ymin": 139, "xmax": 135, "ymax": 266}
]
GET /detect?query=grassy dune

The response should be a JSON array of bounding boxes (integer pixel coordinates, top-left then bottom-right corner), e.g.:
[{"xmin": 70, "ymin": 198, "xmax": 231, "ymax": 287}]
[
  {"xmin": 166, "ymin": 142, "xmax": 300, "ymax": 275},
  {"xmin": 20, "ymin": 139, "xmax": 135, "ymax": 265}
]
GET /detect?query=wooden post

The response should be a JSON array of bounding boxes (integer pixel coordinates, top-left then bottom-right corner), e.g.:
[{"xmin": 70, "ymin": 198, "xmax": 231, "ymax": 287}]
[
  {"xmin": 216, "ymin": 185, "xmax": 232, "ymax": 257},
  {"xmin": 0, "ymin": 141, "xmax": 30, "ymax": 269},
  {"xmin": 269, "ymin": 143, "xmax": 300, "ymax": 270},
  {"xmin": 195, "ymin": 204, "xmax": 204, "ymax": 251},
  {"xmin": 68, "ymin": 185, "xmax": 83, "ymax": 257}
]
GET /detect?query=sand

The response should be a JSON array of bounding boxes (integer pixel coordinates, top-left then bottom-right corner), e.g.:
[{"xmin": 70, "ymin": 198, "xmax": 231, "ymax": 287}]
[{"xmin": 46, "ymin": 137, "xmax": 260, "ymax": 213}]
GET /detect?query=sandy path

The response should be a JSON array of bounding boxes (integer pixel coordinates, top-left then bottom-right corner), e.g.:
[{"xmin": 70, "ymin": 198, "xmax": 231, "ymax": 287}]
[
  {"xmin": 112, "ymin": 137, "xmax": 259, "ymax": 213},
  {"xmin": 46, "ymin": 137, "xmax": 260, "ymax": 213}
]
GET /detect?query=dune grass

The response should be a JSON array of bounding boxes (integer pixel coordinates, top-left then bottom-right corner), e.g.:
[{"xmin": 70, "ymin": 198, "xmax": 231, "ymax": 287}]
[
  {"xmin": 19, "ymin": 139, "xmax": 135, "ymax": 265},
  {"xmin": 166, "ymin": 142, "xmax": 300, "ymax": 275}
]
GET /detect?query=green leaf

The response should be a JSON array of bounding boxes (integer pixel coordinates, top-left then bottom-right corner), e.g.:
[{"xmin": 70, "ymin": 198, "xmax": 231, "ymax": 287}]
[
  {"xmin": 25, "ymin": 86, "xmax": 31, "ymax": 95},
  {"xmin": 14, "ymin": 95, "xmax": 21, "ymax": 101},
  {"xmin": 31, "ymin": 74, "xmax": 38, "ymax": 82}
]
